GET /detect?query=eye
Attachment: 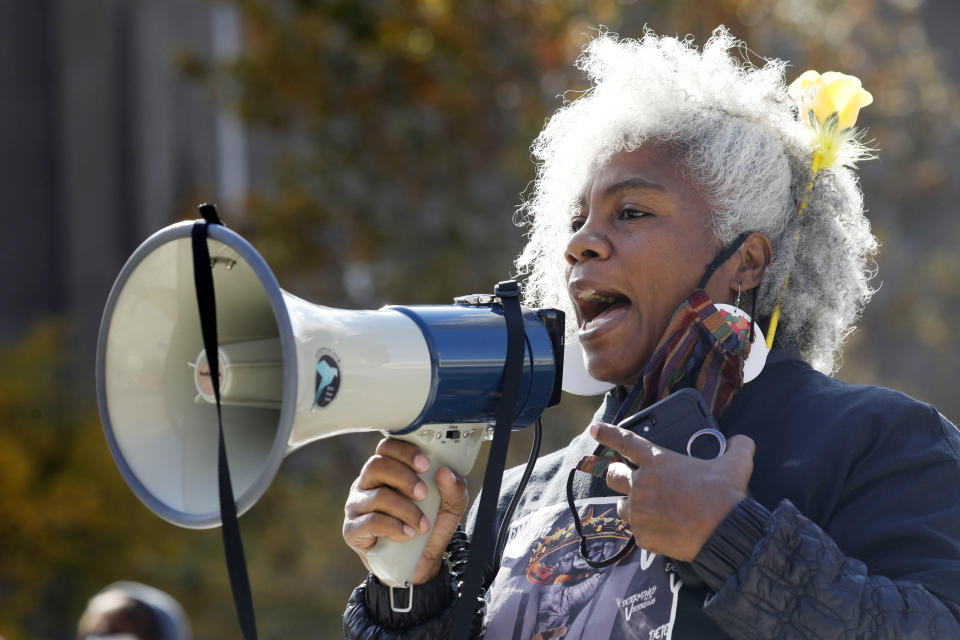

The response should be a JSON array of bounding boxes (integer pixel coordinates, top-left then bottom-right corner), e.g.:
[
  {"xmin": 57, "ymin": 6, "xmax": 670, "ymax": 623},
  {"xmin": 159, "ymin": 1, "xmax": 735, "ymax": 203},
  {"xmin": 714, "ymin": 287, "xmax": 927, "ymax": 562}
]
[
  {"xmin": 570, "ymin": 217, "xmax": 586, "ymax": 232},
  {"xmin": 620, "ymin": 207, "xmax": 650, "ymax": 220}
]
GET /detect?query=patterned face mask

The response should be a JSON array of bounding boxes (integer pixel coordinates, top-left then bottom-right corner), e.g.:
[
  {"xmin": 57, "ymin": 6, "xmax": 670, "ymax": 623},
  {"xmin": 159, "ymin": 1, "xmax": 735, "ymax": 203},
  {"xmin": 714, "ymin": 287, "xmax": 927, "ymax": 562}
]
[
  {"xmin": 575, "ymin": 286, "xmax": 754, "ymax": 481},
  {"xmin": 625, "ymin": 287, "xmax": 753, "ymax": 415}
]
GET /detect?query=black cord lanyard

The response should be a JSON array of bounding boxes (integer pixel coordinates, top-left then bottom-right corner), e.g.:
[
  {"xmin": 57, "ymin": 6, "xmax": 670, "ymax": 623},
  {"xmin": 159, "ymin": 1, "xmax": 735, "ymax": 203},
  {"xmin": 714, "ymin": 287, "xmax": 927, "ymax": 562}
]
[
  {"xmin": 450, "ymin": 280, "xmax": 527, "ymax": 639},
  {"xmin": 191, "ymin": 204, "xmax": 259, "ymax": 640},
  {"xmin": 565, "ymin": 381, "xmax": 643, "ymax": 568}
]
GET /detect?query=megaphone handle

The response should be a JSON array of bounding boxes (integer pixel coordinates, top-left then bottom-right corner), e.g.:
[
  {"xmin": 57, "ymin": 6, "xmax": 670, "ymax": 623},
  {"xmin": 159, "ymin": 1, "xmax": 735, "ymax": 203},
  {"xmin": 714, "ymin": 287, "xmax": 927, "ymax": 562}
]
[{"xmin": 365, "ymin": 427, "xmax": 485, "ymax": 589}]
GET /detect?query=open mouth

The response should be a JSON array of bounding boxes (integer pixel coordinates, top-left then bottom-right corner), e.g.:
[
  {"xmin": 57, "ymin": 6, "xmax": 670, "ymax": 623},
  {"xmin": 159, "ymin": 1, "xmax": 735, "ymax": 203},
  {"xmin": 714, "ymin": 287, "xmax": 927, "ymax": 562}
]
[{"xmin": 575, "ymin": 288, "xmax": 631, "ymax": 333}]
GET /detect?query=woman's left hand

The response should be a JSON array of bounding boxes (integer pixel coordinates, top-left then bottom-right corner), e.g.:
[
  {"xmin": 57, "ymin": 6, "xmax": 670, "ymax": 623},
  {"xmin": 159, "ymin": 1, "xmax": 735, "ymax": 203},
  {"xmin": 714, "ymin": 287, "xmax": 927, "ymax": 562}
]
[{"xmin": 591, "ymin": 422, "xmax": 755, "ymax": 562}]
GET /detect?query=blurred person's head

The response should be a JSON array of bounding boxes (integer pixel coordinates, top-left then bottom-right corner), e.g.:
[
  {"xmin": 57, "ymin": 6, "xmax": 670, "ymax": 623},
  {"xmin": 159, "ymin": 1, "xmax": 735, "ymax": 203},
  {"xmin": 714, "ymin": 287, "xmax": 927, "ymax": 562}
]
[{"xmin": 76, "ymin": 582, "xmax": 191, "ymax": 640}]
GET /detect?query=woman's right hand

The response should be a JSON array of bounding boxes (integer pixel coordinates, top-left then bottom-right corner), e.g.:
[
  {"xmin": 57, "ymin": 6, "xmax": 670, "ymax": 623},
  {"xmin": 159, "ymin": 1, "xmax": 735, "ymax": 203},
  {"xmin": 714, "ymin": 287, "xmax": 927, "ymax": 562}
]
[{"xmin": 343, "ymin": 437, "xmax": 469, "ymax": 585}]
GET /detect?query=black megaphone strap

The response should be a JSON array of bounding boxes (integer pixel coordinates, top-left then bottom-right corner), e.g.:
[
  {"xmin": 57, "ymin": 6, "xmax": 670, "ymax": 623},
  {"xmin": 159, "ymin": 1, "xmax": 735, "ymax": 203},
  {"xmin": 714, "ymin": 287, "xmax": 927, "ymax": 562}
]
[
  {"xmin": 450, "ymin": 280, "xmax": 527, "ymax": 638},
  {"xmin": 191, "ymin": 205, "xmax": 259, "ymax": 640}
]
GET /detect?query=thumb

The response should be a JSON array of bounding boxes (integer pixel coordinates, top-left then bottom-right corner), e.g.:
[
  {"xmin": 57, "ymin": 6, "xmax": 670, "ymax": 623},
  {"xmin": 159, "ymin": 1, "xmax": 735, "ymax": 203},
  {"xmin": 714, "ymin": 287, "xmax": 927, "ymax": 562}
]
[
  {"xmin": 413, "ymin": 467, "xmax": 468, "ymax": 584},
  {"xmin": 721, "ymin": 434, "xmax": 755, "ymax": 483},
  {"xmin": 725, "ymin": 434, "xmax": 756, "ymax": 458},
  {"xmin": 436, "ymin": 466, "xmax": 470, "ymax": 518}
]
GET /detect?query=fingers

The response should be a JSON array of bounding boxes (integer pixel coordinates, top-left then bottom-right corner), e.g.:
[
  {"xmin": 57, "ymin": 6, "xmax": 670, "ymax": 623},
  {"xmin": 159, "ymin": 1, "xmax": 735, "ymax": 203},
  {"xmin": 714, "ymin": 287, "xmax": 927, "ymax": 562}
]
[
  {"xmin": 725, "ymin": 434, "xmax": 756, "ymax": 459},
  {"xmin": 590, "ymin": 422, "xmax": 657, "ymax": 467},
  {"xmin": 616, "ymin": 495, "xmax": 631, "ymax": 523},
  {"xmin": 605, "ymin": 461, "xmax": 633, "ymax": 495},
  {"xmin": 344, "ymin": 438, "xmax": 433, "ymax": 555},
  {"xmin": 590, "ymin": 427, "xmax": 756, "ymax": 562},
  {"xmin": 722, "ymin": 434, "xmax": 756, "ymax": 483},
  {"xmin": 415, "ymin": 466, "xmax": 469, "ymax": 583},
  {"xmin": 346, "ymin": 481, "xmax": 429, "ymax": 533},
  {"xmin": 343, "ymin": 510, "xmax": 421, "ymax": 549},
  {"xmin": 356, "ymin": 438, "xmax": 430, "ymax": 500},
  {"xmin": 344, "ymin": 433, "xmax": 472, "ymax": 577},
  {"xmin": 375, "ymin": 437, "xmax": 431, "ymax": 474},
  {"xmin": 357, "ymin": 455, "xmax": 428, "ymax": 501},
  {"xmin": 436, "ymin": 466, "xmax": 469, "ymax": 517},
  {"xmin": 593, "ymin": 423, "xmax": 754, "ymax": 471}
]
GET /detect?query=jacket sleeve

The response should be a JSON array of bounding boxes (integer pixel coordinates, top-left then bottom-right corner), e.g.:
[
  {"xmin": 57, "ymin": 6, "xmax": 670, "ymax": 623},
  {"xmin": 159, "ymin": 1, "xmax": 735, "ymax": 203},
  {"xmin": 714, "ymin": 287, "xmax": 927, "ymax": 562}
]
[
  {"xmin": 691, "ymin": 498, "xmax": 960, "ymax": 639},
  {"xmin": 343, "ymin": 567, "xmax": 457, "ymax": 640}
]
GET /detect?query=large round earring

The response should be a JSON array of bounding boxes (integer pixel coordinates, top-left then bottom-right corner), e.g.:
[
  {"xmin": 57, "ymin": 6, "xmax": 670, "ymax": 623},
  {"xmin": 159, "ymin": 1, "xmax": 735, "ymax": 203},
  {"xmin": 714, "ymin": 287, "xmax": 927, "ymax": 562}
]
[{"xmin": 714, "ymin": 298, "xmax": 769, "ymax": 383}]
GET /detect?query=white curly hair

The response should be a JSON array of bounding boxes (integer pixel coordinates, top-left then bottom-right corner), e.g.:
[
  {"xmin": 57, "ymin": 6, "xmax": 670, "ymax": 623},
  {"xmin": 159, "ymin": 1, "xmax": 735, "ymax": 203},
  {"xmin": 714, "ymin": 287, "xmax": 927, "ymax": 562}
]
[{"xmin": 514, "ymin": 26, "xmax": 877, "ymax": 374}]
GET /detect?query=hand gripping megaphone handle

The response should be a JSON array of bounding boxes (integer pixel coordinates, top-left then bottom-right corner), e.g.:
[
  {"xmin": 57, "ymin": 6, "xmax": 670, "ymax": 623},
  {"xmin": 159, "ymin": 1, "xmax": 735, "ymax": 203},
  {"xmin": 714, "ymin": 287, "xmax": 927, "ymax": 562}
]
[{"xmin": 365, "ymin": 426, "xmax": 487, "ymax": 589}]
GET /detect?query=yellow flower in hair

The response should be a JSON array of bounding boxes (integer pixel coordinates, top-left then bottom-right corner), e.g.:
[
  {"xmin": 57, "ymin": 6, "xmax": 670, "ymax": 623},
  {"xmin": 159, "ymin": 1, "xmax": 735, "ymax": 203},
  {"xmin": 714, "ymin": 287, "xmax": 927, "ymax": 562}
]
[
  {"xmin": 767, "ymin": 70, "xmax": 875, "ymax": 350},
  {"xmin": 789, "ymin": 70, "xmax": 873, "ymax": 130},
  {"xmin": 788, "ymin": 69, "xmax": 874, "ymax": 171}
]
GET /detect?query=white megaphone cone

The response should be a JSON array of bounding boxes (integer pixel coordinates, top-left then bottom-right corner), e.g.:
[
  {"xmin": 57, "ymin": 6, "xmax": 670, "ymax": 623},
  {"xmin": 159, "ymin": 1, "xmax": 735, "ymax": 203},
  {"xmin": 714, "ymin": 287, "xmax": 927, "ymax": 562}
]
[{"xmin": 96, "ymin": 220, "xmax": 564, "ymax": 589}]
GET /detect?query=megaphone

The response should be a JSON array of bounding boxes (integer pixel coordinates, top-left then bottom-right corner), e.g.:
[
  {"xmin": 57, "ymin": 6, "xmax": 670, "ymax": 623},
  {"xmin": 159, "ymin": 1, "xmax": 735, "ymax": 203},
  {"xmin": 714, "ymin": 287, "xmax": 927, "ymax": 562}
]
[{"xmin": 96, "ymin": 220, "xmax": 564, "ymax": 588}]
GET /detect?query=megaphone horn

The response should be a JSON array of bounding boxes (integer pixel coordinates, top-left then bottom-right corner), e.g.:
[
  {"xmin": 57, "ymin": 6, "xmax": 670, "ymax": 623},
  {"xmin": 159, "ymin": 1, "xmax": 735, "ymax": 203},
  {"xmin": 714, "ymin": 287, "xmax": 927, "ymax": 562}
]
[{"xmin": 96, "ymin": 220, "xmax": 564, "ymax": 588}]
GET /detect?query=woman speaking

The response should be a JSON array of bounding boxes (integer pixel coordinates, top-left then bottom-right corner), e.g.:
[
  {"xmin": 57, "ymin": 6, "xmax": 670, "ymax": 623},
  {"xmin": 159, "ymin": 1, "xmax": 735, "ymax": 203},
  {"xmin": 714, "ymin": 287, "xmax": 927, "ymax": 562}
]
[{"xmin": 341, "ymin": 27, "xmax": 960, "ymax": 638}]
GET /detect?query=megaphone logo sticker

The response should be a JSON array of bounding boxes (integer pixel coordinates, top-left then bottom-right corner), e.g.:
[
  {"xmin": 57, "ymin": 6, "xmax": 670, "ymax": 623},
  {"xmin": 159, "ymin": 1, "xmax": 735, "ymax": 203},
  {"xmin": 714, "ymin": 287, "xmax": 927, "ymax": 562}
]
[{"xmin": 314, "ymin": 353, "xmax": 341, "ymax": 408}]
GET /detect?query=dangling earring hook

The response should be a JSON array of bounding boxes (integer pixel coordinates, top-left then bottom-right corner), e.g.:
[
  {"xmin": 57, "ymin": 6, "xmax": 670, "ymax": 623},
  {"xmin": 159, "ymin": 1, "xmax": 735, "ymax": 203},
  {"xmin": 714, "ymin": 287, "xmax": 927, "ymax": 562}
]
[{"xmin": 735, "ymin": 281, "xmax": 742, "ymax": 310}]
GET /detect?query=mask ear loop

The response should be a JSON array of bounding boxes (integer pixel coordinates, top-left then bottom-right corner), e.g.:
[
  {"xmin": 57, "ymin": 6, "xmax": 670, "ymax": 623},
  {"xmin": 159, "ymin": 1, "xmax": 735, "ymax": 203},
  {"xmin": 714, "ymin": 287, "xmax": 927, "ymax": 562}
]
[
  {"xmin": 697, "ymin": 232, "xmax": 759, "ymax": 343},
  {"xmin": 696, "ymin": 232, "xmax": 750, "ymax": 291}
]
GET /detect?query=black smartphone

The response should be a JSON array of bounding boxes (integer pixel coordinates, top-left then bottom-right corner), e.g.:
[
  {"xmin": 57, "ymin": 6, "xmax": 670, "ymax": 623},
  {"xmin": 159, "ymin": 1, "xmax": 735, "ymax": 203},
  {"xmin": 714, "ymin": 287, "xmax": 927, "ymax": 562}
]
[
  {"xmin": 614, "ymin": 388, "xmax": 726, "ymax": 588},
  {"xmin": 616, "ymin": 388, "xmax": 725, "ymax": 460}
]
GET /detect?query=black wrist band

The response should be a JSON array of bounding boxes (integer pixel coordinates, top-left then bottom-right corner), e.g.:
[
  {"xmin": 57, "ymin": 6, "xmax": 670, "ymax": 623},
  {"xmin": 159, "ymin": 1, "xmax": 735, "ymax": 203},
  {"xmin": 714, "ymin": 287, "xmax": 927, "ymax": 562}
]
[
  {"xmin": 691, "ymin": 498, "xmax": 772, "ymax": 592},
  {"xmin": 364, "ymin": 567, "xmax": 455, "ymax": 630}
]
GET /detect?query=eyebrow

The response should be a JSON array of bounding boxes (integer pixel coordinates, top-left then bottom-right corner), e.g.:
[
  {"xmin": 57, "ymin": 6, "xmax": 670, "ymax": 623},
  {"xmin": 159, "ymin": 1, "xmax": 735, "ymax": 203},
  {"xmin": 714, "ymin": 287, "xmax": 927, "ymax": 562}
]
[
  {"xmin": 601, "ymin": 176, "xmax": 665, "ymax": 199},
  {"xmin": 577, "ymin": 176, "xmax": 665, "ymax": 212}
]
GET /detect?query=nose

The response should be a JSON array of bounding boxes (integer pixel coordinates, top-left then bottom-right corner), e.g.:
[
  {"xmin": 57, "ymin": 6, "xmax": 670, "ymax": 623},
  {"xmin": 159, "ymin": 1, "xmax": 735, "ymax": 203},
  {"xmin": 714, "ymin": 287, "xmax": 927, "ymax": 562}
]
[{"xmin": 565, "ymin": 218, "xmax": 612, "ymax": 265}]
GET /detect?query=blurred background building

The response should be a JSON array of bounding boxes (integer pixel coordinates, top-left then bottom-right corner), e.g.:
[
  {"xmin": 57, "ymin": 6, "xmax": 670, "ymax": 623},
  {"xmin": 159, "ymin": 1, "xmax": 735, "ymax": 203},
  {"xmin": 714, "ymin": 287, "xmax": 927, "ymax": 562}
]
[
  {"xmin": 2, "ymin": 1, "xmax": 959, "ymax": 638},
  {"xmin": 1, "ymin": 1, "xmax": 257, "ymax": 369}
]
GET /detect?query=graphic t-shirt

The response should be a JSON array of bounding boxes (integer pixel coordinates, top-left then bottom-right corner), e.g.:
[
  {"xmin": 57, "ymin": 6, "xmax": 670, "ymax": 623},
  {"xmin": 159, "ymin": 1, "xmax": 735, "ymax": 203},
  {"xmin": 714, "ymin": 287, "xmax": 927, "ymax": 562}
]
[
  {"xmin": 484, "ymin": 497, "xmax": 683, "ymax": 640},
  {"xmin": 467, "ymin": 354, "xmax": 960, "ymax": 639}
]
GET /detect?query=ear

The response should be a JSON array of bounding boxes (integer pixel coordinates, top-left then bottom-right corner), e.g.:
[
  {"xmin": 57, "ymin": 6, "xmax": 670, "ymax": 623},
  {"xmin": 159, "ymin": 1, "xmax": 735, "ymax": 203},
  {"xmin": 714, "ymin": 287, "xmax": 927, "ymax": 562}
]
[{"xmin": 731, "ymin": 232, "xmax": 772, "ymax": 294}]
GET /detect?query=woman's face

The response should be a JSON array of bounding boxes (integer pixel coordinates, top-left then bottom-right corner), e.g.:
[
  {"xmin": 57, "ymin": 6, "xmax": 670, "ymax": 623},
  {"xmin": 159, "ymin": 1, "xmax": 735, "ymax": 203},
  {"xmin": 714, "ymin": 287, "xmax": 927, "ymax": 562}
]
[{"xmin": 565, "ymin": 145, "xmax": 731, "ymax": 386}]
